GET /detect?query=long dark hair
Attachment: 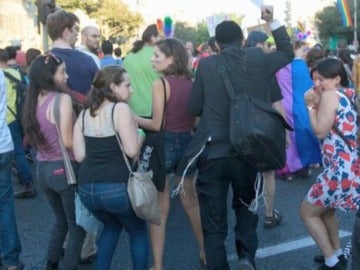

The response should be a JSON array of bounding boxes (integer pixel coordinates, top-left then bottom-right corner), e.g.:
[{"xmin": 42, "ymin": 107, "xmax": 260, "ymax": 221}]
[
  {"xmin": 22, "ymin": 53, "xmax": 64, "ymax": 150},
  {"xmin": 84, "ymin": 66, "xmax": 128, "ymax": 116},
  {"xmin": 131, "ymin": 24, "xmax": 158, "ymax": 53},
  {"xmin": 155, "ymin": 38, "xmax": 193, "ymax": 79}
]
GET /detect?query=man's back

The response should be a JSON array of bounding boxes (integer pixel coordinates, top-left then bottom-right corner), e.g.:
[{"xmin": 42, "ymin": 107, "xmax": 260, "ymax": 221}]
[
  {"xmin": 51, "ymin": 48, "xmax": 98, "ymax": 94},
  {"xmin": 190, "ymin": 25, "xmax": 294, "ymax": 160}
]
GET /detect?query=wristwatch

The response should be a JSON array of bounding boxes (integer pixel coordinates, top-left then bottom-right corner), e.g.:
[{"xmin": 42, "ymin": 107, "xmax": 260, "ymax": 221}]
[{"xmin": 307, "ymin": 106, "xmax": 315, "ymax": 111}]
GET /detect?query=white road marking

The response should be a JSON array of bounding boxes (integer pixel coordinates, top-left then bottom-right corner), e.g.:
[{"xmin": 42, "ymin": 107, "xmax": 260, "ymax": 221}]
[{"xmin": 227, "ymin": 230, "xmax": 352, "ymax": 261}]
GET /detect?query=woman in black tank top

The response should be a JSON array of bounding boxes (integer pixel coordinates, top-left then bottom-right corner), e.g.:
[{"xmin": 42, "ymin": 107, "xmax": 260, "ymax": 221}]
[{"xmin": 73, "ymin": 66, "xmax": 147, "ymax": 270}]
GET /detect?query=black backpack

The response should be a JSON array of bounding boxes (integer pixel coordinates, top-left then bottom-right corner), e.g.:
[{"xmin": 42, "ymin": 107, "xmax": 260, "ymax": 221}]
[
  {"xmin": 4, "ymin": 70, "xmax": 27, "ymax": 132},
  {"xmin": 217, "ymin": 61, "xmax": 293, "ymax": 172}
]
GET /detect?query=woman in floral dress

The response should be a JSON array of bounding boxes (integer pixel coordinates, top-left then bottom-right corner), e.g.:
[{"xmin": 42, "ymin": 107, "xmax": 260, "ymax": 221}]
[{"xmin": 300, "ymin": 58, "xmax": 360, "ymax": 270}]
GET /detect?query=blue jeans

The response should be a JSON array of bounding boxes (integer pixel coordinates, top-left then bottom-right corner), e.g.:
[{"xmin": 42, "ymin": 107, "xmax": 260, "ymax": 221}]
[
  {"xmin": 0, "ymin": 150, "xmax": 22, "ymax": 267},
  {"xmin": 8, "ymin": 121, "xmax": 33, "ymax": 184},
  {"xmin": 78, "ymin": 182, "xmax": 149, "ymax": 270},
  {"xmin": 37, "ymin": 160, "xmax": 85, "ymax": 270},
  {"xmin": 196, "ymin": 148, "xmax": 259, "ymax": 270},
  {"xmin": 163, "ymin": 131, "xmax": 196, "ymax": 176}
]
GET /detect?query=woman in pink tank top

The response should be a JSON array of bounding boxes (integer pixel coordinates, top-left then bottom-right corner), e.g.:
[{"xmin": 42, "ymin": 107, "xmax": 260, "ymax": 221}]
[{"xmin": 22, "ymin": 53, "xmax": 85, "ymax": 270}]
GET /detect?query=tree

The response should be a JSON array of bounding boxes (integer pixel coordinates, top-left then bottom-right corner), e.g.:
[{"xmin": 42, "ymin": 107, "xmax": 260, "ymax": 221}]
[
  {"xmin": 57, "ymin": 0, "xmax": 143, "ymax": 42},
  {"xmin": 314, "ymin": 2, "xmax": 356, "ymax": 48},
  {"xmin": 174, "ymin": 13, "xmax": 244, "ymax": 49},
  {"xmin": 174, "ymin": 21, "xmax": 210, "ymax": 48}
]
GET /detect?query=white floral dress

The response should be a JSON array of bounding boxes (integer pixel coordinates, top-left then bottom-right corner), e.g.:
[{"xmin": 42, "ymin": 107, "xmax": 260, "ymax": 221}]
[{"xmin": 306, "ymin": 88, "xmax": 360, "ymax": 212}]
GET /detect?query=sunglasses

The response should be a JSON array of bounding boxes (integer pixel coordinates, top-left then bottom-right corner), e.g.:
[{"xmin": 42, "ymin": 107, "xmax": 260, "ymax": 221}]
[{"xmin": 43, "ymin": 52, "xmax": 61, "ymax": 65}]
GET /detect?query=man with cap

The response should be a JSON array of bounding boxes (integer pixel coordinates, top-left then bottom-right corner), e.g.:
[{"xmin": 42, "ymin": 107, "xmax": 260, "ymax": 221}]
[
  {"xmin": 246, "ymin": 30, "xmax": 271, "ymax": 52},
  {"xmin": 188, "ymin": 6, "xmax": 294, "ymax": 270}
]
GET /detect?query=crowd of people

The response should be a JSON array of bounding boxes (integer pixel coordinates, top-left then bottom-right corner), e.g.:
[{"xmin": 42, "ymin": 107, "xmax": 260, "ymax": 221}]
[{"xmin": 1, "ymin": 4, "xmax": 360, "ymax": 270}]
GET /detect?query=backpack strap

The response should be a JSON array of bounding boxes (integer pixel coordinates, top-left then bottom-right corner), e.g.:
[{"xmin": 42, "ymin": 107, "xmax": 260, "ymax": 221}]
[
  {"xmin": 4, "ymin": 71, "xmax": 21, "ymax": 118},
  {"xmin": 81, "ymin": 110, "xmax": 86, "ymax": 134},
  {"xmin": 216, "ymin": 57, "xmax": 236, "ymax": 100},
  {"xmin": 3, "ymin": 71, "xmax": 21, "ymax": 83}
]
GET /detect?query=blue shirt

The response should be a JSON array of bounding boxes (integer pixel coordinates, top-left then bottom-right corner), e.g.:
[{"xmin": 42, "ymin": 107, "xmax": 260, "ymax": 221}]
[
  {"xmin": 100, "ymin": 55, "xmax": 122, "ymax": 68},
  {"xmin": 51, "ymin": 48, "xmax": 98, "ymax": 94}
]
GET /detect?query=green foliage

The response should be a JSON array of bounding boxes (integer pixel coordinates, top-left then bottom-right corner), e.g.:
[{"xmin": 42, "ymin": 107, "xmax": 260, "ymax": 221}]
[
  {"xmin": 56, "ymin": 0, "xmax": 143, "ymax": 42},
  {"xmin": 173, "ymin": 13, "xmax": 244, "ymax": 48},
  {"xmin": 314, "ymin": 2, "xmax": 355, "ymax": 48},
  {"xmin": 174, "ymin": 21, "xmax": 209, "ymax": 48}
]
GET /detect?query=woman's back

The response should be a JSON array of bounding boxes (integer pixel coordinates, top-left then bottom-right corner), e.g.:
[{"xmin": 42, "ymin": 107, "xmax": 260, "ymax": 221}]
[
  {"xmin": 164, "ymin": 76, "xmax": 195, "ymax": 132},
  {"xmin": 36, "ymin": 92, "xmax": 65, "ymax": 161},
  {"xmin": 78, "ymin": 103, "xmax": 129, "ymax": 184}
]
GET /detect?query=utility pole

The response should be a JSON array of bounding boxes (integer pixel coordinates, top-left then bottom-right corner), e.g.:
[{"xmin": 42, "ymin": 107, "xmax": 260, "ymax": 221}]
[{"xmin": 284, "ymin": 0, "xmax": 292, "ymax": 29}]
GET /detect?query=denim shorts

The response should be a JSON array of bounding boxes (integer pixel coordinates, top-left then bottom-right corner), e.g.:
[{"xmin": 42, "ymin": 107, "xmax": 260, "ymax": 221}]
[{"xmin": 163, "ymin": 131, "xmax": 196, "ymax": 176}]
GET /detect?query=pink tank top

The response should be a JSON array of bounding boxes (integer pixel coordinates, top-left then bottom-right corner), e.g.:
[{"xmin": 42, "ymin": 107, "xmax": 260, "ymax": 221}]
[{"xmin": 36, "ymin": 92, "xmax": 74, "ymax": 161}]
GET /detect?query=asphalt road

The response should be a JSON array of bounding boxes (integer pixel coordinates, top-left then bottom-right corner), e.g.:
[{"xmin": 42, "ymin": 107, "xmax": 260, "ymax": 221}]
[{"xmin": 12, "ymin": 161, "xmax": 355, "ymax": 270}]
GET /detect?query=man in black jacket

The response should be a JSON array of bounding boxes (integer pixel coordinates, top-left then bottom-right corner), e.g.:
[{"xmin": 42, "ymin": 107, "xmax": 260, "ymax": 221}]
[{"xmin": 189, "ymin": 7, "xmax": 294, "ymax": 270}]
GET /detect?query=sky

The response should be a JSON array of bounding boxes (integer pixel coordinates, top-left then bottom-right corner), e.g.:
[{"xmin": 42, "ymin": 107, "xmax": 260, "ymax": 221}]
[{"xmin": 125, "ymin": 0, "xmax": 335, "ymax": 28}]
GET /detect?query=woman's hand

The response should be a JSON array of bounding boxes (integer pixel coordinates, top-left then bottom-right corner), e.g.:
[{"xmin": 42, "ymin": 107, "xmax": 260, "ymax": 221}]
[{"xmin": 304, "ymin": 88, "xmax": 320, "ymax": 108}]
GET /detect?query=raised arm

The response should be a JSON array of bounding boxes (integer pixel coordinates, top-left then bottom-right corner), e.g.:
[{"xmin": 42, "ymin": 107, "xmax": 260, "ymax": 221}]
[
  {"xmin": 261, "ymin": 6, "xmax": 294, "ymax": 75},
  {"xmin": 304, "ymin": 89, "xmax": 338, "ymax": 139}
]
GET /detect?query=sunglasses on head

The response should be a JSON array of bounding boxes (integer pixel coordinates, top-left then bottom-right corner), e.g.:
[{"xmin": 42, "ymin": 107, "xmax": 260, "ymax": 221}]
[{"xmin": 43, "ymin": 52, "xmax": 61, "ymax": 65}]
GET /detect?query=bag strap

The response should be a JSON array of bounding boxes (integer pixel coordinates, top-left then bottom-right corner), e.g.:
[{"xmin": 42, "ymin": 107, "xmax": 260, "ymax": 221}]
[
  {"xmin": 160, "ymin": 77, "xmax": 167, "ymax": 129},
  {"xmin": 216, "ymin": 57, "xmax": 236, "ymax": 100},
  {"xmin": 3, "ymin": 71, "xmax": 21, "ymax": 83},
  {"xmin": 7, "ymin": 105, "xmax": 17, "ymax": 118},
  {"xmin": 53, "ymin": 94, "xmax": 77, "ymax": 185},
  {"xmin": 111, "ymin": 103, "xmax": 133, "ymax": 173}
]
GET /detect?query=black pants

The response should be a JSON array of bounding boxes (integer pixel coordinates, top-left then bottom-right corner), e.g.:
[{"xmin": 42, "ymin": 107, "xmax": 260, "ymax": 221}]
[{"xmin": 196, "ymin": 149, "xmax": 259, "ymax": 270}]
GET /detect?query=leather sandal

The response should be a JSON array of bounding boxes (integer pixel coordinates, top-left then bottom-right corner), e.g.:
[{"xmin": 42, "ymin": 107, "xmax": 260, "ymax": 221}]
[{"xmin": 264, "ymin": 210, "xmax": 283, "ymax": 229}]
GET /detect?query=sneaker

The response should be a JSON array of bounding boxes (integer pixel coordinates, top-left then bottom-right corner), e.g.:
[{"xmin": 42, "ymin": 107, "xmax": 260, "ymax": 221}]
[
  {"xmin": 238, "ymin": 256, "xmax": 255, "ymax": 270},
  {"xmin": 314, "ymin": 254, "xmax": 347, "ymax": 268},
  {"xmin": 318, "ymin": 261, "xmax": 344, "ymax": 270}
]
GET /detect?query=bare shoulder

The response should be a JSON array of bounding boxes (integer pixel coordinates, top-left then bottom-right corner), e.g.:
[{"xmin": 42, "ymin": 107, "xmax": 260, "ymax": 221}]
[{"xmin": 114, "ymin": 102, "xmax": 132, "ymax": 116}]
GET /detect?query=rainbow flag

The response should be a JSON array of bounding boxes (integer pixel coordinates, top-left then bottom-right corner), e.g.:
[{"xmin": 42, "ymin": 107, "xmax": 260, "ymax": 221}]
[{"xmin": 337, "ymin": 0, "xmax": 353, "ymax": 27}]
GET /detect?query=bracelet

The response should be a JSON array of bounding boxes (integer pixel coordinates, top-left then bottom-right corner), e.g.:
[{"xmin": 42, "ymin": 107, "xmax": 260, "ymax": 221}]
[{"xmin": 137, "ymin": 128, "xmax": 146, "ymax": 138}]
